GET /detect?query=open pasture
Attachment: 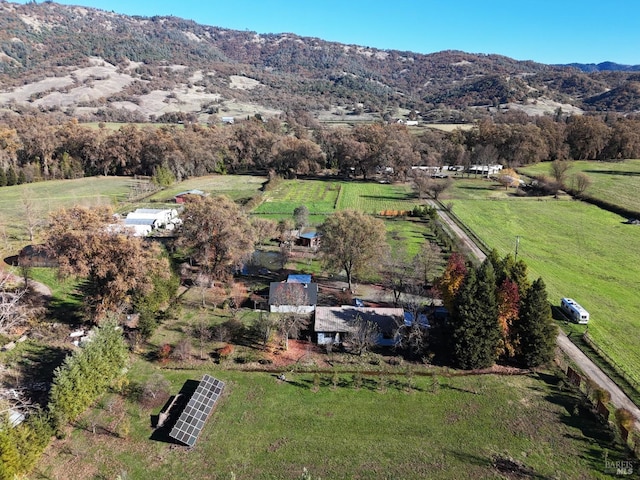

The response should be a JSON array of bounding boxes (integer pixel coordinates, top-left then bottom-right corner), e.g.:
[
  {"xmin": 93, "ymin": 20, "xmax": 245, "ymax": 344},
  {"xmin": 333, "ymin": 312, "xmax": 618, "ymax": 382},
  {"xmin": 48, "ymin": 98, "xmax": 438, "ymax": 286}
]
[
  {"xmin": 520, "ymin": 159, "xmax": 640, "ymax": 215},
  {"xmin": 335, "ymin": 181, "xmax": 417, "ymax": 213},
  {"xmin": 35, "ymin": 365, "xmax": 627, "ymax": 480},
  {"xmin": 253, "ymin": 179, "xmax": 418, "ymax": 217},
  {"xmin": 450, "ymin": 187, "xmax": 640, "ymax": 387},
  {"xmin": 147, "ymin": 175, "xmax": 267, "ymax": 204},
  {"xmin": 252, "ymin": 179, "xmax": 340, "ymax": 215},
  {"xmin": 0, "ymin": 177, "xmax": 137, "ymax": 251}
]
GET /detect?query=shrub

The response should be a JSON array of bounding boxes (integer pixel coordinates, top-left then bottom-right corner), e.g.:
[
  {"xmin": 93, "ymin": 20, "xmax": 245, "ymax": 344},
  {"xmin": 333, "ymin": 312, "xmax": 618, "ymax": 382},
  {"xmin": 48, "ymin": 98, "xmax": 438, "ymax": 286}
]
[
  {"xmin": 157, "ymin": 343, "xmax": 172, "ymax": 364},
  {"xmin": 614, "ymin": 408, "xmax": 635, "ymax": 431},
  {"xmin": 218, "ymin": 344, "xmax": 234, "ymax": 360}
]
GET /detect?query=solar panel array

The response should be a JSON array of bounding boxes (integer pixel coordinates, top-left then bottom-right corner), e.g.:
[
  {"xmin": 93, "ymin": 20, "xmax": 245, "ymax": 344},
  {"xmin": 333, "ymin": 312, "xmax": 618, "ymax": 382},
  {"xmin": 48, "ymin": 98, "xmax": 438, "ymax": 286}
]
[{"xmin": 169, "ymin": 374, "xmax": 225, "ymax": 447}]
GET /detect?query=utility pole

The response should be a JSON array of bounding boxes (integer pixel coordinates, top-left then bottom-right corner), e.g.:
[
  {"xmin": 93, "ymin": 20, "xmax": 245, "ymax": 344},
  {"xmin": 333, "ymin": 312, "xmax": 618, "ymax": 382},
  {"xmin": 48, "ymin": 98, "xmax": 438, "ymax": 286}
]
[{"xmin": 514, "ymin": 236, "xmax": 520, "ymax": 262}]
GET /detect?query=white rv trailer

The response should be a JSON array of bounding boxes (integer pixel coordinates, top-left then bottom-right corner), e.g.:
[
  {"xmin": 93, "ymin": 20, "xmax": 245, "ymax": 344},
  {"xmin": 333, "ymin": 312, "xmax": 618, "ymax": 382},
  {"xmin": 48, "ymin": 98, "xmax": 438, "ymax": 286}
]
[{"xmin": 560, "ymin": 298, "xmax": 589, "ymax": 324}]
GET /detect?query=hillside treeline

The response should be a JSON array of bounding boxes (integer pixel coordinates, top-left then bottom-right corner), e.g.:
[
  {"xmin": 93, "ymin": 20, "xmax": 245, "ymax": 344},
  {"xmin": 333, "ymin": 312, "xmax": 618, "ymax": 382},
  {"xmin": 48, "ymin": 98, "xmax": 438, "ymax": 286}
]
[
  {"xmin": 3, "ymin": 2, "xmax": 640, "ymax": 118},
  {"xmin": 1, "ymin": 112, "xmax": 640, "ymax": 185}
]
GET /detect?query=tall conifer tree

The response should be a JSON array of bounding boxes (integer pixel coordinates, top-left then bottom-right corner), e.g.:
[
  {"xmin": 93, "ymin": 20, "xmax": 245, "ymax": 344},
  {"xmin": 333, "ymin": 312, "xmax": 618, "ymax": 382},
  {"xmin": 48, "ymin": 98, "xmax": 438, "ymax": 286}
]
[
  {"xmin": 450, "ymin": 260, "xmax": 500, "ymax": 369},
  {"xmin": 516, "ymin": 278, "xmax": 557, "ymax": 367}
]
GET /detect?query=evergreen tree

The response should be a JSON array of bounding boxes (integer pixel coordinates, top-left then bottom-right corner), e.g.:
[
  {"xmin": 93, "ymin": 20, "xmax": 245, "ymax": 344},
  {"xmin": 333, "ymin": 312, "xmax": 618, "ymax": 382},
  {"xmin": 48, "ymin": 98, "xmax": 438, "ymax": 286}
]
[
  {"xmin": 510, "ymin": 259, "xmax": 531, "ymax": 295},
  {"xmin": 0, "ymin": 168, "xmax": 6, "ymax": 187},
  {"xmin": 6, "ymin": 166, "xmax": 17, "ymax": 186},
  {"xmin": 48, "ymin": 319, "xmax": 129, "ymax": 428},
  {"xmin": 17, "ymin": 170, "xmax": 26, "ymax": 185},
  {"xmin": 450, "ymin": 260, "xmax": 500, "ymax": 369},
  {"xmin": 516, "ymin": 278, "xmax": 557, "ymax": 368}
]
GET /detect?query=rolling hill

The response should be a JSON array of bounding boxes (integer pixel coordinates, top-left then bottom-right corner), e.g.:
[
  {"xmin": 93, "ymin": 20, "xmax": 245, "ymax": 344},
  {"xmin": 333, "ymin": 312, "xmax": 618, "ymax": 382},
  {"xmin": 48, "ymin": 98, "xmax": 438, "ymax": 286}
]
[{"xmin": 0, "ymin": 1, "xmax": 639, "ymax": 123}]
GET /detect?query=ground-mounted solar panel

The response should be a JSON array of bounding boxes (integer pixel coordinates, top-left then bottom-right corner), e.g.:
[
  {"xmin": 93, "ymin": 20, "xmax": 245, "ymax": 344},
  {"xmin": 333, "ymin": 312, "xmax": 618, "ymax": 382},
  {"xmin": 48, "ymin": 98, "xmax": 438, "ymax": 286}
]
[{"xmin": 169, "ymin": 374, "xmax": 225, "ymax": 447}]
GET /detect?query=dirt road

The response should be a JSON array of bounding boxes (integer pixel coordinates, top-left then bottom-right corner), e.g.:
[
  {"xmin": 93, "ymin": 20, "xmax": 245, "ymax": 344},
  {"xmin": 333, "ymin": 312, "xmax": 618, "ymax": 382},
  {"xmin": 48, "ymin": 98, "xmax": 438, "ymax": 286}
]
[
  {"xmin": 427, "ymin": 200, "xmax": 487, "ymax": 262},
  {"xmin": 557, "ymin": 331, "xmax": 640, "ymax": 430},
  {"xmin": 430, "ymin": 200, "xmax": 640, "ymax": 429}
]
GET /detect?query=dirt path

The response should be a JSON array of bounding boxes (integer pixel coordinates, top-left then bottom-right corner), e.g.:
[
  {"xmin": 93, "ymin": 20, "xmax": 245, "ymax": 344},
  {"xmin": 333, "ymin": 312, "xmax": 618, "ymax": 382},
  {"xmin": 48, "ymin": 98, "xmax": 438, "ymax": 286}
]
[
  {"xmin": 427, "ymin": 200, "xmax": 486, "ymax": 262},
  {"xmin": 558, "ymin": 331, "xmax": 640, "ymax": 430},
  {"xmin": 432, "ymin": 200, "xmax": 640, "ymax": 429}
]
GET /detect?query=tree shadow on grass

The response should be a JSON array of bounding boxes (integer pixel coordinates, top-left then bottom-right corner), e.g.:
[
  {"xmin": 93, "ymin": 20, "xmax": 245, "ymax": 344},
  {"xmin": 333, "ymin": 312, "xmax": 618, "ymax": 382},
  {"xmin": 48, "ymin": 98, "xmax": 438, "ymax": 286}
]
[
  {"xmin": 534, "ymin": 372, "xmax": 629, "ymax": 472},
  {"xmin": 150, "ymin": 379, "xmax": 200, "ymax": 445},
  {"xmin": 46, "ymin": 291, "xmax": 85, "ymax": 326},
  {"xmin": 12, "ymin": 343, "xmax": 69, "ymax": 406}
]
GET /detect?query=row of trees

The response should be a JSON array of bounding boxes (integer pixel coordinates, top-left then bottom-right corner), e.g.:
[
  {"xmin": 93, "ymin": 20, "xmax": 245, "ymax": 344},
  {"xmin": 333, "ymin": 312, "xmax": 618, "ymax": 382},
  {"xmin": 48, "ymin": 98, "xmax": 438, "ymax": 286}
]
[
  {"xmin": 2, "ymin": 112, "xmax": 640, "ymax": 186},
  {"xmin": 436, "ymin": 252, "xmax": 557, "ymax": 369}
]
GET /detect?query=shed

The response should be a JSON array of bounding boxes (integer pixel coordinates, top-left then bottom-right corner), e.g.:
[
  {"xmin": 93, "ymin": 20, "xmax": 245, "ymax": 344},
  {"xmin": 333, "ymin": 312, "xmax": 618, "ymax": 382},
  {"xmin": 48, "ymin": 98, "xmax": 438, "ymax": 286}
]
[
  {"xmin": 296, "ymin": 231, "xmax": 320, "ymax": 248},
  {"xmin": 174, "ymin": 189, "xmax": 207, "ymax": 204},
  {"xmin": 287, "ymin": 274, "xmax": 312, "ymax": 284}
]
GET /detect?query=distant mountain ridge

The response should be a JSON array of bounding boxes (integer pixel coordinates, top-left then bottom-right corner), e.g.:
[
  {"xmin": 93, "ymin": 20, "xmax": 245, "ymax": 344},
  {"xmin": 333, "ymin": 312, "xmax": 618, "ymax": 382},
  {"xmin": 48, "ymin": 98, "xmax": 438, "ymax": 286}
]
[
  {"xmin": 0, "ymin": 1, "xmax": 639, "ymax": 122},
  {"xmin": 561, "ymin": 62, "xmax": 640, "ymax": 73}
]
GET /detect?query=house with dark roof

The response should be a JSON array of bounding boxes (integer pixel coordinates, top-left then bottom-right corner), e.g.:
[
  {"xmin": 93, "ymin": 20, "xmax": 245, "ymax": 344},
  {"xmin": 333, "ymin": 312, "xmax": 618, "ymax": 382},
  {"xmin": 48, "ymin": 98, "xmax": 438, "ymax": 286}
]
[
  {"xmin": 314, "ymin": 306, "xmax": 404, "ymax": 346},
  {"xmin": 18, "ymin": 244, "xmax": 57, "ymax": 267},
  {"xmin": 269, "ymin": 282, "xmax": 318, "ymax": 314}
]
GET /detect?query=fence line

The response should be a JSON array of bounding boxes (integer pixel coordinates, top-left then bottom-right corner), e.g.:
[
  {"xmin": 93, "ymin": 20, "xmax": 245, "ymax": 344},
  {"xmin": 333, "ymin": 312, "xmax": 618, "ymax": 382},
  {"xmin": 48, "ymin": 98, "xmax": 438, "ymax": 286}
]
[
  {"xmin": 583, "ymin": 332, "xmax": 640, "ymax": 394},
  {"xmin": 435, "ymin": 201, "xmax": 492, "ymax": 256}
]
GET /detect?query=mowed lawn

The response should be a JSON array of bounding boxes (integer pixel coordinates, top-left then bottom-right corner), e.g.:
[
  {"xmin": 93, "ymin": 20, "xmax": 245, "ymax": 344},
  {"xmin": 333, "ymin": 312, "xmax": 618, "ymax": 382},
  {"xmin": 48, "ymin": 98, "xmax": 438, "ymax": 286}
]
[
  {"xmin": 450, "ymin": 188, "xmax": 640, "ymax": 386},
  {"xmin": 253, "ymin": 179, "xmax": 418, "ymax": 217},
  {"xmin": 520, "ymin": 159, "xmax": 640, "ymax": 215},
  {"xmin": 35, "ymin": 366, "xmax": 627, "ymax": 480},
  {"xmin": 253, "ymin": 179, "xmax": 341, "ymax": 215}
]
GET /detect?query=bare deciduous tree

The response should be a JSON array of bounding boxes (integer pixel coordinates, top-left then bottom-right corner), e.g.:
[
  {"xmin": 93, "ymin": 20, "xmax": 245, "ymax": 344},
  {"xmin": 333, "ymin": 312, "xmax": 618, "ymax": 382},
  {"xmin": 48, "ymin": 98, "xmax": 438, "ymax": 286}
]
[
  {"xmin": 271, "ymin": 283, "xmax": 311, "ymax": 350},
  {"xmin": 0, "ymin": 275, "xmax": 28, "ymax": 334},
  {"xmin": 252, "ymin": 312, "xmax": 277, "ymax": 348},
  {"xmin": 571, "ymin": 172, "xmax": 592, "ymax": 198},
  {"xmin": 192, "ymin": 318, "xmax": 212, "ymax": 360},
  {"xmin": 413, "ymin": 242, "xmax": 442, "ymax": 289},
  {"xmin": 346, "ymin": 314, "xmax": 379, "ymax": 355},
  {"xmin": 21, "ymin": 188, "xmax": 42, "ymax": 242},
  {"xmin": 550, "ymin": 160, "xmax": 572, "ymax": 186}
]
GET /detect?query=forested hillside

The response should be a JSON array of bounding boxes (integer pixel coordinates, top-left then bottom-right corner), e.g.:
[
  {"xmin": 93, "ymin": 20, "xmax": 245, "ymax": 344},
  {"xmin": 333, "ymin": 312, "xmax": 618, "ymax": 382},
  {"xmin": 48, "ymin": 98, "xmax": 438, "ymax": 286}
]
[{"xmin": 1, "ymin": 1, "xmax": 639, "ymax": 123}]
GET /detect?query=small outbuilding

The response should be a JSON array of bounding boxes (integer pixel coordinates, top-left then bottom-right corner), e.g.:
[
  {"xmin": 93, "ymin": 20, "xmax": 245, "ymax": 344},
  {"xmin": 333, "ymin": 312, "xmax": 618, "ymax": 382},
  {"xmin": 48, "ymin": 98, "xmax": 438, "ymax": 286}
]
[
  {"xmin": 174, "ymin": 189, "xmax": 207, "ymax": 204},
  {"xmin": 296, "ymin": 232, "xmax": 320, "ymax": 248}
]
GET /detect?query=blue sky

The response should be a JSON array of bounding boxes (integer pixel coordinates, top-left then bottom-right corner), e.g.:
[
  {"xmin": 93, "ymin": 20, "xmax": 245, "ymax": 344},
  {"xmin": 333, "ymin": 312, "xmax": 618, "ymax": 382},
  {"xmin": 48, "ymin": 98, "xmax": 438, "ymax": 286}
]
[{"xmin": 13, "ymin": 0, "xmax": 640, "ymax": 65}]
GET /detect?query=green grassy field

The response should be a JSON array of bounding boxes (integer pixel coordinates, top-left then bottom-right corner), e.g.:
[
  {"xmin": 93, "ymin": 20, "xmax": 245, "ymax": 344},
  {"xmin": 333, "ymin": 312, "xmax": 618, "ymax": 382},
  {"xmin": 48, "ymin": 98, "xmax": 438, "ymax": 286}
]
[
  {"xmin": 519, "ymin": 160, "xmax": 640, "ymax": 215},
  {"xmin": 0, "ymin": 177, "xmax": 139, "ymax": 253},
  {"xmin": 253, "ymin": 179, "xmax": 418, "ymax": 217},
  {"xmin": 252, "ymin": 179, "xmax": 341, "ymax": 215},
  {"xmin": 34, "ymin": 363, "xmax": 628, "ymax": 480},
  {"xmin": 448, "ymin": 179, "xmax": 640, "ymax": 387},
  {"xmin": 147, "ymin": 175, "xmax": 267, "ymax": 204}
]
